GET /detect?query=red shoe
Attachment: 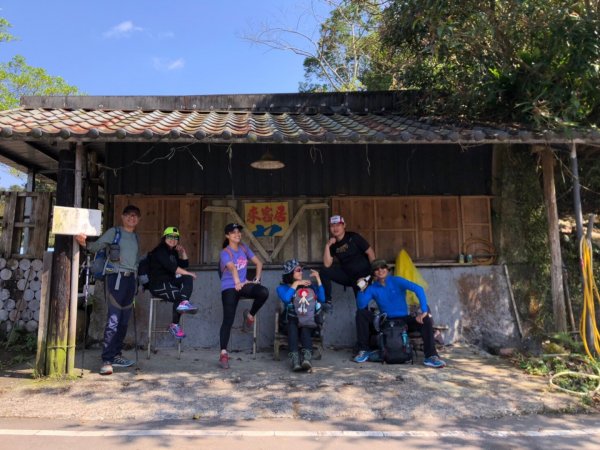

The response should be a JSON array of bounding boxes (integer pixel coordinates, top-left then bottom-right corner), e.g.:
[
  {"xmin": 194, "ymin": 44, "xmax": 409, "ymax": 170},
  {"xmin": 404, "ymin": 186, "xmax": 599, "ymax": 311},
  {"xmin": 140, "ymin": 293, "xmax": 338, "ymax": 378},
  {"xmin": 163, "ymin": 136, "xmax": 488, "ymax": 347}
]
[
  {"xmin": 219, "ymin": 352, "xmax": 230, "ymax": 369},
  {"xmin": 243, "ymin": 309, "xmax": 255, "ymax": 329}
]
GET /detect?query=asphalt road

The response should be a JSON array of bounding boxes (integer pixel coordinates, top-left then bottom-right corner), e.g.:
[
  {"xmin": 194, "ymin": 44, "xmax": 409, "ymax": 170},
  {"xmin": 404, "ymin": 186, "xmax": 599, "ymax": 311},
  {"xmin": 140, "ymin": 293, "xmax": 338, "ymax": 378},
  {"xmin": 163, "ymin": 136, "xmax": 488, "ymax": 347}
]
[{"xmin": 0, "ymin": 414, "xmax": 599, "ymax": 449}]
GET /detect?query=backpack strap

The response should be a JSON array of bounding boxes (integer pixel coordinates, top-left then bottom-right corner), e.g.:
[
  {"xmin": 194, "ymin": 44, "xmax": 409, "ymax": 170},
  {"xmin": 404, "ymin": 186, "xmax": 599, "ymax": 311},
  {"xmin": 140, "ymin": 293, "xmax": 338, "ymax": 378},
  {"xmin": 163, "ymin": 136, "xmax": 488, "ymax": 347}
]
[
  {"xmin": 112, "ymin": 226, "xmax": 121, "ymax": 244},
  {"xmin": 221, "ymin": 243, "xmax": 253, "ymax": 273},
  {"xmin": 219, "ymin": 246, "xmax": 235, "ymax": 275}
]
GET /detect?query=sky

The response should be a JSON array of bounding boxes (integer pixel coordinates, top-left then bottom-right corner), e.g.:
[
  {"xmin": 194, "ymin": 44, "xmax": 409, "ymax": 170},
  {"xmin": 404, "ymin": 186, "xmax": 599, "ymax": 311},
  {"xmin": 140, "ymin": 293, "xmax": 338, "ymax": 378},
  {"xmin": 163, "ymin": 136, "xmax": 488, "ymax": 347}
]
[{"xmin": 0, "ymin": 0, "xmax": 331, "ymax": 188}]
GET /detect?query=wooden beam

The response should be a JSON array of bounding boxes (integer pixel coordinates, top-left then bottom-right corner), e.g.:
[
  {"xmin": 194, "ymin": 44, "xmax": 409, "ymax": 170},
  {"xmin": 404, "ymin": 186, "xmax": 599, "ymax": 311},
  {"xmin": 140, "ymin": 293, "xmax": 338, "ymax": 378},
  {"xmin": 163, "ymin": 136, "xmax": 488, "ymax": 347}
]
[
  {"xmin": 203, "ymin": 206, "xmax": 270, "ymax": 262},
  {"xmin": 539, "ymin": 146, "xmax": 567, "ymax": 332},
  {"xmin": 270, "ymin": 203, "xmax": 329, "ymax": 260}
]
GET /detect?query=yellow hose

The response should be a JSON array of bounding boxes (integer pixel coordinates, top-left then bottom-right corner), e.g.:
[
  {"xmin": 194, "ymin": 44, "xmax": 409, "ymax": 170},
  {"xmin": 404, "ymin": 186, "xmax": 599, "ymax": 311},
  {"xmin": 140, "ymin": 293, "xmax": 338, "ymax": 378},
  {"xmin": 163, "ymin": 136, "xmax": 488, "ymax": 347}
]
[{"xmin": 579, "ymin": 237, "xmax": 600, "ymax": 360}]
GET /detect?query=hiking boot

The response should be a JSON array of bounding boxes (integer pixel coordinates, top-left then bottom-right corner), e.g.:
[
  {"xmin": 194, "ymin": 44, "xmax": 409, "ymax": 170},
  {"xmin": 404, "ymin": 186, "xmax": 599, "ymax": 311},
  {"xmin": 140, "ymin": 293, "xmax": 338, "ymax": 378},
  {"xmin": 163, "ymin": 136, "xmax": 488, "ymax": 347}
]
[
  {"xmin": 169, "ymin": 323, "xmax": 186, "ymax": 339},
  {"xmin": 423, "ymin": 355, "xmax": 446, "ymax": 368},
  {"xmin": 289, "ymin": 352, "xmax": 302, "ymax": 372},
  {"xmin": 321, "ymin": 300, "xmax": 333, "ymax": 314},
  {"xmin": 354, "ymin": 350, "xmax": 370, "ymax": 363},
  {"xmin": 301, "ymin": 348, "xmax": 312, "ymax": 371},
  {"xmin": 176, "ymin": 300, "xmax": 198, "ymax": 314},
  {"xmin": 112, "ymin": 355, "xmax": 134, "ymax": 367},
  {"xmin": 219, "ymin": 351, "xmax": 230, "ymax": 369},
  {"xmin": 243, "ymin": 309, "xmax": 255, "ymax": 329},
  {"xmin": 99, "ymin": 362, "xmax": 113, "ymax": 375}
]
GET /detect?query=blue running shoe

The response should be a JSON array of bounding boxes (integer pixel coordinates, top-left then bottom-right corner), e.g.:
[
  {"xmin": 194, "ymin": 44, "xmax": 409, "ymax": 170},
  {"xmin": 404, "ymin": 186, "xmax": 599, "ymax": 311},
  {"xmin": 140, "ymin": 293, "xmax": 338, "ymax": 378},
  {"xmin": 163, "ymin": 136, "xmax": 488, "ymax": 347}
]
[
  {"xmin": 112, "ymin": 355, "xmax": 134, "ymax": 367},
  {"xmin": 176, "ymin": 300, "xmax": 198, "ymax": 314},
  {"xmin": 423, "ymin": 355, "xmax": 446, "ymax": 368},
  {"xmin": 354, "ymin": 350, "xmax": 370, "ymax": 363}
]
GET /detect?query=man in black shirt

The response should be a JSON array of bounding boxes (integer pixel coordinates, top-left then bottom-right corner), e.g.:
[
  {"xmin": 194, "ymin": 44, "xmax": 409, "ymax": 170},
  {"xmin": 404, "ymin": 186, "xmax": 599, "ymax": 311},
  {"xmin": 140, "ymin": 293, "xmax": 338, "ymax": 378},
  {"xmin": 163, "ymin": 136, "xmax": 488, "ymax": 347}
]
[{"xmin": 320, "ymin": 215, "xmax": 376, "ymax": 305}]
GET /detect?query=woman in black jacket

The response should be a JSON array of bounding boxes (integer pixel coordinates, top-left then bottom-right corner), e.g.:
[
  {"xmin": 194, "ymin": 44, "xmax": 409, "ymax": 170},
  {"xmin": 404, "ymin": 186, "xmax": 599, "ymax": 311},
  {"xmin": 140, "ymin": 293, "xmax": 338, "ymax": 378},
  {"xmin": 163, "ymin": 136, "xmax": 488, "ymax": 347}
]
[{"xmin": 148, "ymin": 226, "xmax": 197, "ymax": 338}]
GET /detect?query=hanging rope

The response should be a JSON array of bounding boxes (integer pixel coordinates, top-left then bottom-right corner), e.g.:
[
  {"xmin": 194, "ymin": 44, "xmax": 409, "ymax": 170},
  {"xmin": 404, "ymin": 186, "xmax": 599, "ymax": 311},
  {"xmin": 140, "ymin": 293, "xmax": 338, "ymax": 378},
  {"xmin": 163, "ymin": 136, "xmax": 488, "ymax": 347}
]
[{"xmin": 579, "ymin": 236, "xmax": 600, "ymax": 360}]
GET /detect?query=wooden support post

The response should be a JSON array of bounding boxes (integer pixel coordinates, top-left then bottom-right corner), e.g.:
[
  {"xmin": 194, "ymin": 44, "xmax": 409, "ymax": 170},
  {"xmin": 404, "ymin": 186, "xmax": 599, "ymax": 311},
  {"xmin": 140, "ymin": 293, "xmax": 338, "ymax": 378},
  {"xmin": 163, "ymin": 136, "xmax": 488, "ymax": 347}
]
[
  {"xmin": 539, "ymin": 146, "xmax": 567, "ymax": 332},
  {"xmin": 35, "ymin": 251, "xmax": 53, "ymax": 376},
  {"xmin": 45, "ymin": 148, "xmax": 75, "ymax": 376},
  {"xmin": 67, "ymin": 143, "xmax": 83, "ymax": 375}
]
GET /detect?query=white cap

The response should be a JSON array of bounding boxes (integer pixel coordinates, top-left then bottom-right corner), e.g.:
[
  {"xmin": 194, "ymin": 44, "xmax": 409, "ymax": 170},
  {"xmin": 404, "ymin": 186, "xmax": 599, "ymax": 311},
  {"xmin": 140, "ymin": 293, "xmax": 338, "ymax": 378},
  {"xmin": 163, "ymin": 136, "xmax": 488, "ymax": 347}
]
[{"xmin": 329, "ymin": 215, "xmax": 345, "ymax": 225}]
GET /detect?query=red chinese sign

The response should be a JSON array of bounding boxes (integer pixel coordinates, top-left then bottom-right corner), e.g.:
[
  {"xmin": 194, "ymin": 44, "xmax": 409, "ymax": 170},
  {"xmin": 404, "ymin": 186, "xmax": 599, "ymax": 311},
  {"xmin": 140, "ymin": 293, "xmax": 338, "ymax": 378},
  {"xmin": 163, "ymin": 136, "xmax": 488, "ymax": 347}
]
[{"xmin": 244, "ymin": 202, "xmax": 289, "ymax": 237}]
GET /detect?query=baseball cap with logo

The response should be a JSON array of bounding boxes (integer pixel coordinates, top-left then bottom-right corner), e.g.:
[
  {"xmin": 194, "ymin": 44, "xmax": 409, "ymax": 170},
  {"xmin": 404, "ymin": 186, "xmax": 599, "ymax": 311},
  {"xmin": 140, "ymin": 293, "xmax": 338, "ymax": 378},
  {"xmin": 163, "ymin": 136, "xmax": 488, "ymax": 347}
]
[
  {"xmin": 329, "ymin": 215, "xmax": 345, "ymax": 225},
  {"xmin": 224, "ymin": 223, "xmax": 244, "ymax": 233}
]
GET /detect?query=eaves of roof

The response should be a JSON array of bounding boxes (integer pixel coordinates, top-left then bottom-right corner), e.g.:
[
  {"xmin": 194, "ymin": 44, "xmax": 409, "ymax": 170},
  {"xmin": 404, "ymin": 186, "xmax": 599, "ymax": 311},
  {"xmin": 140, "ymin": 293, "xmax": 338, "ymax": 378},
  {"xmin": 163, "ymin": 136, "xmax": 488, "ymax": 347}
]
[{"xmin": 1, "ymin": 106, "xmax": 598, "ymax": 146}]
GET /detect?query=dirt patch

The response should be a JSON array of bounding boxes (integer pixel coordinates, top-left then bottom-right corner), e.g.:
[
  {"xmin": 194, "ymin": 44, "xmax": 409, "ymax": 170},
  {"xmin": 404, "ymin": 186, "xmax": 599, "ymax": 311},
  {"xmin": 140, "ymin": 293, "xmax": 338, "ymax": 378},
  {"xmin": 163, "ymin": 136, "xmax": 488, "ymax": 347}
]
[{"xmin": 0, "ymin": 344, "xmax": 587, "ymax": 423}]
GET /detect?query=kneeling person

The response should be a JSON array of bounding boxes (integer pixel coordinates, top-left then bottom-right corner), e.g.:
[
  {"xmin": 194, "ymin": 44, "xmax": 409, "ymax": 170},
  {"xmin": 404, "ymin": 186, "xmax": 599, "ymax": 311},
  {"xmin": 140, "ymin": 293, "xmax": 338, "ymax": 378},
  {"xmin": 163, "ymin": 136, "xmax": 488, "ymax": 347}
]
[
  {"xmin": 148, "ymin": 227, "xmax": 198, "ymax": 339},
  {"xmin": 276, "ymin": 259, "xmax": 326, "ymax": 371},
  {"xmin": 355, "ymin": 259, "xmax": 446, "ymax": 368}
]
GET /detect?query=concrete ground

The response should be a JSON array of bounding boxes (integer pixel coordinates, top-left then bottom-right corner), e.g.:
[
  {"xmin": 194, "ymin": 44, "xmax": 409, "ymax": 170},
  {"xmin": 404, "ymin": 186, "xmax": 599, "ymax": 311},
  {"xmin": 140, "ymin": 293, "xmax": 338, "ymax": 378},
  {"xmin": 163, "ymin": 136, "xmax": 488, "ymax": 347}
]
[{"xmin": 0, "ymin": 343, "xmax": 589, "ymax": 422}]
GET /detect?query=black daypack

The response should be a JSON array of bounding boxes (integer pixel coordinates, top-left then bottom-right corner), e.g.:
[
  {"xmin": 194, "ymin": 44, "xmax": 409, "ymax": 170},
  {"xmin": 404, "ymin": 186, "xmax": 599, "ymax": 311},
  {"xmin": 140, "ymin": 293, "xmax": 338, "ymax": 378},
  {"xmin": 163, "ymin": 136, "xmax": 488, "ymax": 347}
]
[
  {"xmin": 378, "ymin": 318, "xmax": 413, "ymax": 364},
  {"xmin": 137, "ymin": 251, "xmax": 152, "ymax": 289}
]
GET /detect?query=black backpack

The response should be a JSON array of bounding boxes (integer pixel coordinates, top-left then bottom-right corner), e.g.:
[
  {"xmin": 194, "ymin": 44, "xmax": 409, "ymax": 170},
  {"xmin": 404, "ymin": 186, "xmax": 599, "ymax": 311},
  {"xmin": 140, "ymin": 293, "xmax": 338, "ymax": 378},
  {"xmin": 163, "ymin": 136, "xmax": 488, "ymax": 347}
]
[
  {"xmin": 378, "ymin": 318, "xmax": 413, "ymax": 364},
  {"xmin": 137, "ymin": 251, "xmax": 152, "ymax": 289}
]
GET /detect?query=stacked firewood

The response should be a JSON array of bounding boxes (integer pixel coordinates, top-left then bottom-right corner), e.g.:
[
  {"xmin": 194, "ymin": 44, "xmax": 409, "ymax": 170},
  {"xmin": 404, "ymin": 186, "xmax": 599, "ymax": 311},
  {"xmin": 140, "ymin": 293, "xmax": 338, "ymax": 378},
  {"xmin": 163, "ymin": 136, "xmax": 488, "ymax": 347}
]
[{"xmin": 0, "ymin": 257, "xmax": 43, "ymax": 333}]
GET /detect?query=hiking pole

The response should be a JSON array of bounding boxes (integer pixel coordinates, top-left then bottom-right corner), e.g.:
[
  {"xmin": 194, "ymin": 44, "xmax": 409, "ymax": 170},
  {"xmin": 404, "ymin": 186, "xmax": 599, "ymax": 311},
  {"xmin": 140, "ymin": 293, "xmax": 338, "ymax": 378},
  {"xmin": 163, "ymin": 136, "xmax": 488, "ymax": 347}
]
[
  {"xmin": 132, "ymin": 296, "xmax": 139, "ymax": 369},
  {"xmin": 80, "ymin": 253, "xmax": 91, "ymax": 377}
]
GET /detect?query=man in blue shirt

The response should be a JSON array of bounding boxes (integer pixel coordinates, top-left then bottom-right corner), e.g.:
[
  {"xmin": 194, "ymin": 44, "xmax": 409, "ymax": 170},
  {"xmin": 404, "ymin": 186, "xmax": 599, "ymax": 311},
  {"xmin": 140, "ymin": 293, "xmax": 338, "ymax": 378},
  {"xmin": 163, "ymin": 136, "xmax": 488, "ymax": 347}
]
[{"xmin": 355, "ymin": 259, "xmax": 446, "ymax": 368}]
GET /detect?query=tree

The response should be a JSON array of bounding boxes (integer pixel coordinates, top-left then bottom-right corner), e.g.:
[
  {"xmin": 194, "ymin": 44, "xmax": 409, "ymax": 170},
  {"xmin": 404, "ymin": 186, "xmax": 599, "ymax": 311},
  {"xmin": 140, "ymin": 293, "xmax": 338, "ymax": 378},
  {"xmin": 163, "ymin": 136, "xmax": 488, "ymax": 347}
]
[
  {"xmin": 246, "ymin": 0, "xmax": 397, "ymax": 92},
  {"xmin": 1, "ymin": 18, "xmax": 79, "ymax": 110},
  {"xmin": 379, "ymin": 0, "xmax": 600, "ymax": 127}
]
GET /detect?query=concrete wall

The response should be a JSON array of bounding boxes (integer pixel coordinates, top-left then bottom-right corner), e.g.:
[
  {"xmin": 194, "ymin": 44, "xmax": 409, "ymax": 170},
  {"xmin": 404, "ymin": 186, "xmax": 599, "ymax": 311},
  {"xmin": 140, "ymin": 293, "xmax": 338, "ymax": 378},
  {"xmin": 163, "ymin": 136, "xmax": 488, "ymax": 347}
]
[{"xmin": 87, "ymin": 265, "xmax": 521, "ymax": 355}]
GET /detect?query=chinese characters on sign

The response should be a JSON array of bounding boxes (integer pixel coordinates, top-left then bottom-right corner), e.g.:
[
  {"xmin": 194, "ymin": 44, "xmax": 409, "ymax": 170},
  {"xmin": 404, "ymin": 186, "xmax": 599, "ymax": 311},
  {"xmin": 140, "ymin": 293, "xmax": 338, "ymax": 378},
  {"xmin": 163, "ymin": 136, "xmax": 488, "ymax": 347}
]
[{"xmin": 244, "ymin": 202, "xmax": 289, "ymax": 237}]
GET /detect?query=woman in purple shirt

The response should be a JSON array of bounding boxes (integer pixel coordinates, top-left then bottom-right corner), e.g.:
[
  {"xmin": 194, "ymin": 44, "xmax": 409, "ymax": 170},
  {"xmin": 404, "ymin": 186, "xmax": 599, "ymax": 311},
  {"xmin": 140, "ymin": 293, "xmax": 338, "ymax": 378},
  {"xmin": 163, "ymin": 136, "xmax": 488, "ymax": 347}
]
[{"xmin": 218, "ymin": 223, "xmax": 269, "ymax": 369}]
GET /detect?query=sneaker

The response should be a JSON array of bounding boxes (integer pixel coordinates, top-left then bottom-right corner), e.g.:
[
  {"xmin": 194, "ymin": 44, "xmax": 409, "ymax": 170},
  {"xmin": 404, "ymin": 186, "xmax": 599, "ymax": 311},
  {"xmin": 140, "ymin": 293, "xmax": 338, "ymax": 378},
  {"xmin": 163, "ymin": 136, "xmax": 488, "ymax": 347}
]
[
  {"xmin": 176, "ymin": 300, "xmax": 198, "ymax": 314},
  {"xmin": 354, "ymin": 350, "xmax": 370, "ymax": 363},
  {"xmin": 99, "ymin": 362, "xmax": 113, "ymax": 375},
  {"xmin": 243, "ymin": 309, "xmax": 255, "ymax": 329},
  {"xmin": 112, "ymin": 355, "xmax": 134, "ymax": 367},
  {"xmin": 169, "ymin": 323, "xmax": 186, "ymax": 339},
  {"xmin": 219, "ymin": 352, "xmax": 230, "ymax": 369},
  {"xmin": 423, "ymin": 355, "xmax": 446, "ymax": 368}
]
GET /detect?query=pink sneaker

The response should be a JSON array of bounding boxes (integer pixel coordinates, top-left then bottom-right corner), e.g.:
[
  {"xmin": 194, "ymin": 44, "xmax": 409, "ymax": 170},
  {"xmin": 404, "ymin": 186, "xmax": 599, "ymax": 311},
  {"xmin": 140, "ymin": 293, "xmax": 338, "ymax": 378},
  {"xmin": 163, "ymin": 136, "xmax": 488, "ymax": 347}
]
[{"xmin": 168, "ymin": 323, "xmax": 186, "ymax": 339}]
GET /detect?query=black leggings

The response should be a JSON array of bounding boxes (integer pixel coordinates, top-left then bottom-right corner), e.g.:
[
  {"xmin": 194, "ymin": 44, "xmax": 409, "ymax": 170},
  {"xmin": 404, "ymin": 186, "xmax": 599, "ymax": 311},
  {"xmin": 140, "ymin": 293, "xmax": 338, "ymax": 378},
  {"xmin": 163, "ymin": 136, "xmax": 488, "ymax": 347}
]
[
  {"xmin": 149, "ymin": 275, "xmax": 193, "ymax": 324},
  {"xmin": 220, "ymin": 283, "xmax": 269, "ymax": 350}
]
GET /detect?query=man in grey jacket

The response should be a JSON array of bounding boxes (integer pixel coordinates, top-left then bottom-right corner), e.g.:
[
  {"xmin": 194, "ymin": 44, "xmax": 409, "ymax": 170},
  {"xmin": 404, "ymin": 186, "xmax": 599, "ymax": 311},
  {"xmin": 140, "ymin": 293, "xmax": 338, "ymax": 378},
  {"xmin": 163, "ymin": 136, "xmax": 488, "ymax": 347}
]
[{"xmin": 76, "ymin": 205, "xmax": 141, "ymax": 375}]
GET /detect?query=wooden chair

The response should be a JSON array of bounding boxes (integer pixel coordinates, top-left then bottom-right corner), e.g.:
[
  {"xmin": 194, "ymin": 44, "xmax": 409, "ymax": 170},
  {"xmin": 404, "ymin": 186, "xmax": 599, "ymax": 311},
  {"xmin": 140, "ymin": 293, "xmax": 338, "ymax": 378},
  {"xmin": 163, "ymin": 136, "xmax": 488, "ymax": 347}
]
[{"xmin": 273, "ymin": 310, "xmax": 324, "ymax": 361}]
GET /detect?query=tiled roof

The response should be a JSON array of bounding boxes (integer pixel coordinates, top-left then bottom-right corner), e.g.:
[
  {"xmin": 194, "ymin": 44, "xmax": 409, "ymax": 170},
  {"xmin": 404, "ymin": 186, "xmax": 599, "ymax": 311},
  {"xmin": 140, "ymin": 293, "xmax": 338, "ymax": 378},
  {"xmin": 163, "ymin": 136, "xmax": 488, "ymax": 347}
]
[{"xmin": 1, "ymin": 106, "xmax": 596, "ymax": 144}]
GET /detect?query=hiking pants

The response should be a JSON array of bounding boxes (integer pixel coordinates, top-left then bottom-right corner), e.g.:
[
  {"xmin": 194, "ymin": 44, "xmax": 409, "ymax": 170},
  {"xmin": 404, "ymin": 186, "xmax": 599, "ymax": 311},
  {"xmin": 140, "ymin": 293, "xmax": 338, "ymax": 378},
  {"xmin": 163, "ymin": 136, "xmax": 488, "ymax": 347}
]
[
  {"xmin": 149, "ymin": 275, "xmax": 193, "ymax": 324},
  {"xmin": 319, "ymin": 265, "xmax": 366, "ymax": 301},
  {"xmin": 102, "ymin": 272, "xmax": 136, "ymax": 363},
  {"xmin": 220, "ymin": 283, "xmax": 269, "ymax": 350},
  {"xmin": 287, "ymin": 316, "xmax": 313, "ymax": 352}
]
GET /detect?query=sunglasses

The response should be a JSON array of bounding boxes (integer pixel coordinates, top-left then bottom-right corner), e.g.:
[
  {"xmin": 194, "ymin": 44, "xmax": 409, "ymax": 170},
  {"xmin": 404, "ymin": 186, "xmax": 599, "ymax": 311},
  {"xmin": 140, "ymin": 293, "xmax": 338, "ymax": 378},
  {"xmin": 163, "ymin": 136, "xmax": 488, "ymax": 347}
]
[
  {"xmin": 166, "ymin": 235, "xmax": 180, "ymax": 240},
  {"xmin": 293, "ymin": 267, "xmax": 303, "ymax": 273},
  {"xmin": 373, "ymin": 266, "xmax": 388, "ymax": 271}
]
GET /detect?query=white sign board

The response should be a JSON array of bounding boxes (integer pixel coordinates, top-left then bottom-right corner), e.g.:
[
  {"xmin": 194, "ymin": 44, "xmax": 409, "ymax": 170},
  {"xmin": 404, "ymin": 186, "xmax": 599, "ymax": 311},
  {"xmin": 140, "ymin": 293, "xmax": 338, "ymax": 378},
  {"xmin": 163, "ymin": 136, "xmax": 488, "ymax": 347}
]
[{"xmin": 51, "ymin": 206, "xmax": 102, "ymax": 236}]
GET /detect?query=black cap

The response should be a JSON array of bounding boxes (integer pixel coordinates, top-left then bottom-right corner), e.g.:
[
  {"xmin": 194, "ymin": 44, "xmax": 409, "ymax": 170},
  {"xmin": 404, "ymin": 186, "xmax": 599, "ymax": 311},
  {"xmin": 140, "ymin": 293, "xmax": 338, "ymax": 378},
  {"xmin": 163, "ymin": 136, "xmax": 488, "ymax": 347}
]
[
  {"xmin": 224, "ymin": 223, "xmax": 243, "ymax": 233},
  {"xmin": 122, "ymin": 205, "xmax": 141, "ymax": 216}
]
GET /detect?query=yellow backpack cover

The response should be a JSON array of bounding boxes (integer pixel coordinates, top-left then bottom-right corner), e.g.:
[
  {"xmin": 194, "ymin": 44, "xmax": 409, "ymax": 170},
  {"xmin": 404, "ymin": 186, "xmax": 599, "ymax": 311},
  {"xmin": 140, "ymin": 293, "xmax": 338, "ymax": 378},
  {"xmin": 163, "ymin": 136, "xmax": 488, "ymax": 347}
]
[{"xmin": 394, "ymin": 249, "xmax": 428, "ymax": 306}]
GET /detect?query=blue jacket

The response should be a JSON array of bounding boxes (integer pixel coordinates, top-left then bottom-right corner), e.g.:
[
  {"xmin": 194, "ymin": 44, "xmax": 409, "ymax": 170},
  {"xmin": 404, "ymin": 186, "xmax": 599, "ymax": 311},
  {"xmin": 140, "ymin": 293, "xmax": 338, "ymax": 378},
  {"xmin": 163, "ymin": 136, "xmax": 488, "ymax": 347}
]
[
  {"xmin": 276, "ymin": 284, "xmax": 326, "ymax": 306},
  {"xmin": 356, "ymin": 274, "xmax": 428, "ymax": 318}
]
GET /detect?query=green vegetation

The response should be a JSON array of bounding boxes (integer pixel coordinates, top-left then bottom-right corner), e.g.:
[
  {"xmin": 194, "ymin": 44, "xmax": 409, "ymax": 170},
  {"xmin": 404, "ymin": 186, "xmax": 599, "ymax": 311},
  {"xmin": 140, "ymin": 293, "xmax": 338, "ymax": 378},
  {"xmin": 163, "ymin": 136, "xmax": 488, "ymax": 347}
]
[
  {"xmin": 1, "ymin": 18, "xmax": 79, "ymax": 110},
  {"xmin": 514, "ymin": 332, "xmax": 600, "ymax": 400}
]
